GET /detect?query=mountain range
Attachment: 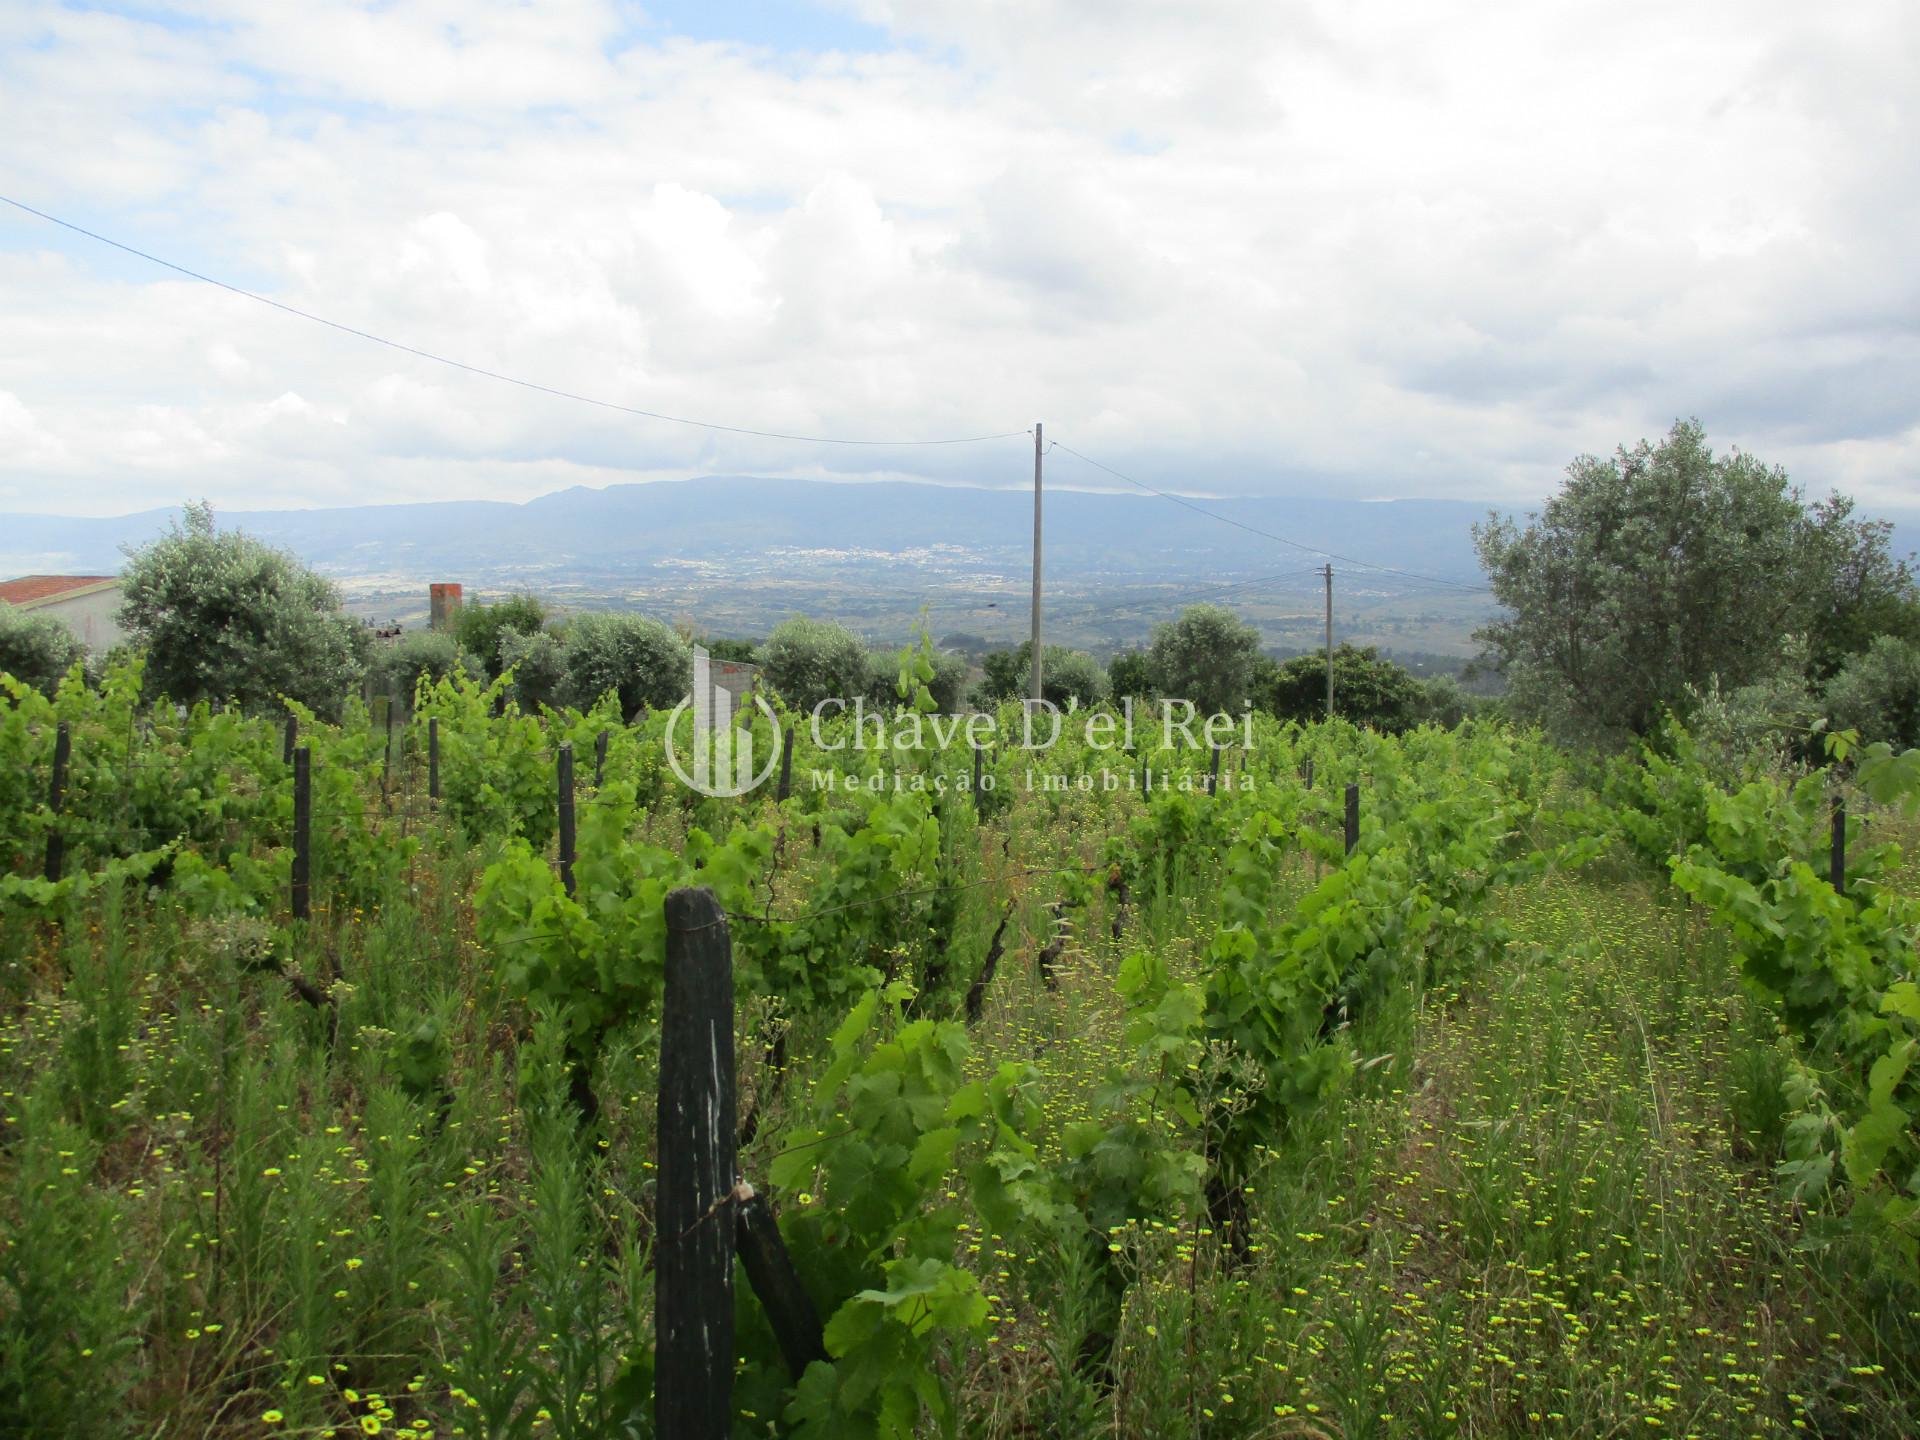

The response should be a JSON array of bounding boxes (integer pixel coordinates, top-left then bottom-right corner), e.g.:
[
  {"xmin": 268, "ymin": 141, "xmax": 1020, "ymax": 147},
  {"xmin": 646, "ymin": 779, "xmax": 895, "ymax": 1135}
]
[{"xmin": 5, "ymin": 477, "xmax": 1913, "ymax": 657}]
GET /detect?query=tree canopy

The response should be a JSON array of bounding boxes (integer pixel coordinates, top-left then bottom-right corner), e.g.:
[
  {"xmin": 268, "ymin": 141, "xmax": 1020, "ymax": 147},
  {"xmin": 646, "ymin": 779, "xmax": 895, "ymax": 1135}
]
[
  {"xmin": 973, "ymin": 640, "xmax": 1106, "ymax": 709},
  {"xmin": 559, "ymin": 612, "xmax": 690, "ymax": 720},
  {"xmin": 1255, "ymin": 644, "xmax": 1427, "ymax": 731},
  {"xmin": 1473, "ymin": 420, "xmax": 1915, "ymax": 745},
  {"xmin": 1147, "ymin": 605, "xmax": 1263, "ymax": 715},
  {"xmin": 758, "ymin": 616, "xmax": 871, "ymax": 714},
  {"xmin": 0, "ymin": 604, "xmax": 87, "ymax": 696},
  {"xmin": 453, "ymin": 593, "xmax": 549, "ymax": 679},
  {"xmin": 118, "ymin": 502, "xmax": 367, "ymax": 718}
]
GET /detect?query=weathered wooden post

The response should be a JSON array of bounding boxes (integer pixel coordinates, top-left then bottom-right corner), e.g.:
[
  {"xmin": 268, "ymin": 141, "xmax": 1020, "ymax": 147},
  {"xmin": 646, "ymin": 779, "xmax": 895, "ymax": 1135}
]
[
  {"xmin": 775, "ymin": 725, "xmax": 795, "ymax": 803},
  {"xmin": 1206, "ymin": 744, "xmax": 1221, "ymax": 796},
  {"xmin": 292, "ymin": 746, "xmax": 311, "ymax": 921},
  {"xmin": 973, "ymin": 742, "xmax": 985, "ymax": 800},
  {"xmin": 658, "ymin": 886, "xmax": 738, "ymax": 1440},
  {"xmin": 428, "ymin": 717, "xmax": 441, "ymax": 800},
  {"xmin": 1304, "ymin": 758, "xmax": 1314, "ymax": 791},
  {"xmin": 44, "ymin": 721, "xmax": 70, "ymax": 884},
  {"xmin": 283, "ymin": 713, "xmax": 298, "ymax": 766},
  {"xmin": 1831, "ymin": 800, "xmax": 1846, "ymax": 896},
  {"xmin": 557, "ymin": 743, "xmax": 576, "ymax": 897},
  {"xmin": 594, "ymin": 728, "xmax": 611, "ymax": 789},
  {"xmin": 382, "ymin": 701, "xmax": 395, "ymax": 807},
  {"xmin": 1344, "ymin": 782, "xmax": 1359, "ymax": 856},
  {"xmin": 736, "ymin": 1186, "xmax": 826, "ymax": 1378}
]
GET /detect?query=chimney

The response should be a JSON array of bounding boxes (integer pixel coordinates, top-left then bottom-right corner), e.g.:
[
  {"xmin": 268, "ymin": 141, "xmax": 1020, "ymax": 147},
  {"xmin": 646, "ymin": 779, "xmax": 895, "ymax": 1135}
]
[{"xmin": 430, "ymin": 582, "xmax": 464, "ymax": 631}]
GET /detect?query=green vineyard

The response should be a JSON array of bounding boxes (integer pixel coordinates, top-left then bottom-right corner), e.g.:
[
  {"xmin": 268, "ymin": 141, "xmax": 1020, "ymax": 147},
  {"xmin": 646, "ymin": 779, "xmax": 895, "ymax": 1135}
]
[{"xmin": 2, "ymin": 657, "xmax": 1917, "ymax": 1438}]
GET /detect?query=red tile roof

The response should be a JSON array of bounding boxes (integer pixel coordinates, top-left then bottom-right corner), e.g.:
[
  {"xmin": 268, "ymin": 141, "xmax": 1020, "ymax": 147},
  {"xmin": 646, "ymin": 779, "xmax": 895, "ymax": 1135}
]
[{"xmin": 0, "ymin": 574, "xmax": 118, "ymax": 606}]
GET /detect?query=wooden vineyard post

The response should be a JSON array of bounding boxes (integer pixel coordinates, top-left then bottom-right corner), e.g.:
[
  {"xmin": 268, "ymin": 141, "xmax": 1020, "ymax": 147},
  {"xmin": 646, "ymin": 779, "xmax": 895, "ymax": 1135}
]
[
  {"xmin": 283, "ymin": 713, "xmax": 298, "ymax": 766},
  {"xmin": 1206, "ymin": 743, "xmax": 1221, "ymax": 796},
  {"xmin": 1344, "ymin": 782, "xmax": 1359, "ymax": 856},
  {"xmin": 776, "ymin": 725, "xmax": 795, "ymax": 803},
  {"xmin": 292, "ymin": 745, "xmax": 311, "ymax": 921},
  {"xmin": 428, "ymin": 717, "xmax": 440, "ymax": 801},
  {"xmin": 557, "ymin": 743, "xmax": 576, "ymax": 897},
  {"xmin": 1831, "ymin": 801, "xmax": 1846, "ymax": 896},
  {"xmin": 657, "ymin": 886, "xmax": 738, "ymax": 1440},
  {"xmin": 594, "ymin": 728, "xmax": 610, "ymax": 789},
  {"xmin": 973, "ymin": 742, "xmax": 985, "ymax": 801},
  {"xmin": 736, "ymin": 1186, "xmax": 826, "ymax": 1378},
  {"xmin": 382, "ymin": 701, "xmax": 395, "ymax": 809},
  {"xmin": 1304, "ymin": 758, "xmax": 1314, "ymax": 790},
  {"xmin": 44, "ymin": 721, "xmax": 70, "ymax": 884}
]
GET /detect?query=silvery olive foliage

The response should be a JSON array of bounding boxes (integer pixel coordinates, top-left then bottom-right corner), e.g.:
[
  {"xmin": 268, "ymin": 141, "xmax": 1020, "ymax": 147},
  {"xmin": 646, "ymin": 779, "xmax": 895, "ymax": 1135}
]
[
  {"xmin": 0, "ymin": 603, "xmax": 87, "ymax": 695},
  {"xmin": 118, "ymin": 501, "xmax": 368, "ymax": 718}
]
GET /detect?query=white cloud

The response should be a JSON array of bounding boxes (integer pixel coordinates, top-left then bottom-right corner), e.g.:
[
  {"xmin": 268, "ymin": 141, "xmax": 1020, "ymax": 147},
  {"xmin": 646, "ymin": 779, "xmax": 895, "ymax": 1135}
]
[{"xmin": 0, "ymin": 0, "xmax": 1916, "ymax": 519}]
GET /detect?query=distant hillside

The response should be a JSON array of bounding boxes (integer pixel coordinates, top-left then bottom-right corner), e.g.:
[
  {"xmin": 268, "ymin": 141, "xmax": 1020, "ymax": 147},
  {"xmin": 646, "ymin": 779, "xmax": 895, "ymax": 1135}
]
[
  {"xmin": 8, "ymin": 477, "xmax": 1911, "ymax": 656},
  {"xmin": 0, "ymin": 476, "xmax": 1493, "ymax": 585}
]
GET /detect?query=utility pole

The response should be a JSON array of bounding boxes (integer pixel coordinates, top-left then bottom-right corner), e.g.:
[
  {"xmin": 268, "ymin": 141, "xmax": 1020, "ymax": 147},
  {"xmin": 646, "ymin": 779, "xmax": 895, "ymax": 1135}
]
[
  {"xmin": 1030, "ymin": 422, "xmax": 1044, "ymax": 704},
  {"xmin": 1323, "ymin": 562, "xmax": 1335, "ymax": 722}
]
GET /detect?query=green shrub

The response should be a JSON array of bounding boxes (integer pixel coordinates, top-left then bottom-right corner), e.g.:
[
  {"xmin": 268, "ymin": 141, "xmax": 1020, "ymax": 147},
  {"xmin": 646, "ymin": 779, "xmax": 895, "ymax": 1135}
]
[
  {"xmin": 1825, "ymin": 635, "xmax": 1920, "ymax": 750},
  {"xmin": 758, "ymin": 617, "xmax": 870, "ymax": 714},
  {"xmin": 0, "ymin": 603, "xmax": 86, "ymax": 695},
  {"xmin": 560, "ymin": 612, "xmax": 690, "ymax": 719}
]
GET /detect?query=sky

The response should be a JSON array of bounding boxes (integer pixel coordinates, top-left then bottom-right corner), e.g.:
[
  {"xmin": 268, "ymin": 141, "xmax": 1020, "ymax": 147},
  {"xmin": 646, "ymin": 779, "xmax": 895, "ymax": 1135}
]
[{"xmin": 0, "ymin": 0, "xmax": 1916, "ymax": 517}]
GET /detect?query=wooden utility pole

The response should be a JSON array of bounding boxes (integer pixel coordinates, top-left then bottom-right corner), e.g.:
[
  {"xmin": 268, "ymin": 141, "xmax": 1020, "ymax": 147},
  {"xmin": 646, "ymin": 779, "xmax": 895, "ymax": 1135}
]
[
  {"xmin": 1030, "ymin": 422, "xmax": 1044, "ymax": 703},
  {"xmin": 1323, "ymin": 563, "xmax": 1335, "ymax": 722}
]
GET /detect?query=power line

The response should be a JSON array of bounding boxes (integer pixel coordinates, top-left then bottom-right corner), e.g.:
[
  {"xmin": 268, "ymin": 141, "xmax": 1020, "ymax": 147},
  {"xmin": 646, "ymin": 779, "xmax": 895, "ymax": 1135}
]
[
  {"xmin": 0, "ymin": 195, "xmax": 1030, "ymax": 449},
  {"xmin": 1048, "ymin": 439, "xmax": 1490, "ymax": 591}
]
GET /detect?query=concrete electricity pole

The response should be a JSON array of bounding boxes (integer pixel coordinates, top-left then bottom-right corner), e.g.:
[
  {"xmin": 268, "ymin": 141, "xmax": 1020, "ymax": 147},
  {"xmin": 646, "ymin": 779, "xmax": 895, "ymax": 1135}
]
[
  {"xmin": 1323, "ymin": 562, "xmax": 1335, "ymax": 722},
  {"xmin": 1030, "ymin": 422, "xmax": 1044, "ymax": 703}
]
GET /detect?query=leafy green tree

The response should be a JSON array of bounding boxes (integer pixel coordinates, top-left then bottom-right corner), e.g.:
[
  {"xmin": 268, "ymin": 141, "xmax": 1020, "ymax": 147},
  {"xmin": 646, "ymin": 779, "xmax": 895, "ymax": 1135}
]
[
  {"xmin": 699, "ymin": 636, "xmax": 761, "ymax": 664},
  {"xmin": 1107, "ymin": 649, "xmax": 1154, "ymax": 702},
  {"xmin": 453, "ymin": 593, "xmax": 549, "ymax": 679},
  {"xmin": 1027, "ymin": 646, "xmax": 1107, "ymax": 708},
  {"xmin": 1256, "ymin": 644, "xmax": 1425, "ymax": 731},
  {"xmin": 757, "ymin": 617, "xmax": 871, "ymax": 713},
  {"xmin": 368, "ymin": 629, "xmax": 484, "ymax": 705},
  {"xmin": 0, "ymin": 604, "xmax": 87, "ymax": 695},
  {"xmin": 975, "ymin": 644, "xmax": 1028, "ymax": 704},
  {"xmin": 1147, "ymin": 604, "xmax": 1263, "ymax": 714},
  {"xmin": 118, "ymin": 501, "xmax": 367, "ymax": 717},
  {"xmin": 1796, "ymin": 497, "xmax": 1920, "ymax": 682},
  {"xmin": 1473, "ymin": 419, "xmax": 1915, "ymax": 744},
  {"xmin": 500, "ymin": 627, "xmax": 568, "ymax": 711},
  {"xmin": 971, "ymin": 641, "xmax": 1106, "ymax": 708},
  {"xmin": 1420, "ymin": 673, "xmax": 1473, "ymax": 729},
  {"xmin": 559, "ymin": 612, "xmax": 690, "ymax": 719},
  {"xmin": 1825, "ymin": 636, "xmax": 1920, "ymax": 750}
]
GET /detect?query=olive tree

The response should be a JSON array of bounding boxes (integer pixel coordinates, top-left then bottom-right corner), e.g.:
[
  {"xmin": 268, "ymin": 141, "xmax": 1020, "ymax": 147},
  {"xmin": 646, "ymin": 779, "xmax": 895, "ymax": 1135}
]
[
  {"xmin": 0, "ymin": 604, "xmax": 87, "ymax": 695},
  {"xmin": 500, "ymin": 628, "xmax": 568, "ymax": 711},
  {"xmin": 368, "ymin": 630, "xmax": 484, "ymax": 706},
  {"xmin": 1147, "ymin": 604, "xmax": 1263, "ymax": 714},
  {"xmin": 560, "ymin": 612, "xmax": 691, "ymax": 719},
  {"xmin": 1254, "ymin": 644, "xmax": 1426, "ymax": 731},
  {"xmin": 757, "ymin": 617, "xmax": 871, "ymax": 713},
  {"xmin": 971, "ymin": 641, "xmax": 1106, "ymax": 709},
  {"xmin": 453, "ymin": 593, "xmax": 550, "ymax": 679},
  {"xmin": 118, "ymin": 501, "xmax": 366, "ymax": 717},
  {"xmin": 1825, "ymin": 636, "xmax": 1920, "ymax": 751},
  {"xmin": 1474, "ymin": 420, "xmax": 1915, "ymax": 745}
]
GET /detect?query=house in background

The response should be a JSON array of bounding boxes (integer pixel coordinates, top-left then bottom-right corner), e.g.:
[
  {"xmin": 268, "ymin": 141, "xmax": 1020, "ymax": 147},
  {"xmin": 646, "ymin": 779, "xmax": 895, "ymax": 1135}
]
[{"xmin": 0, "ymin": 574, "xmax": 126, "ymax": 650}]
